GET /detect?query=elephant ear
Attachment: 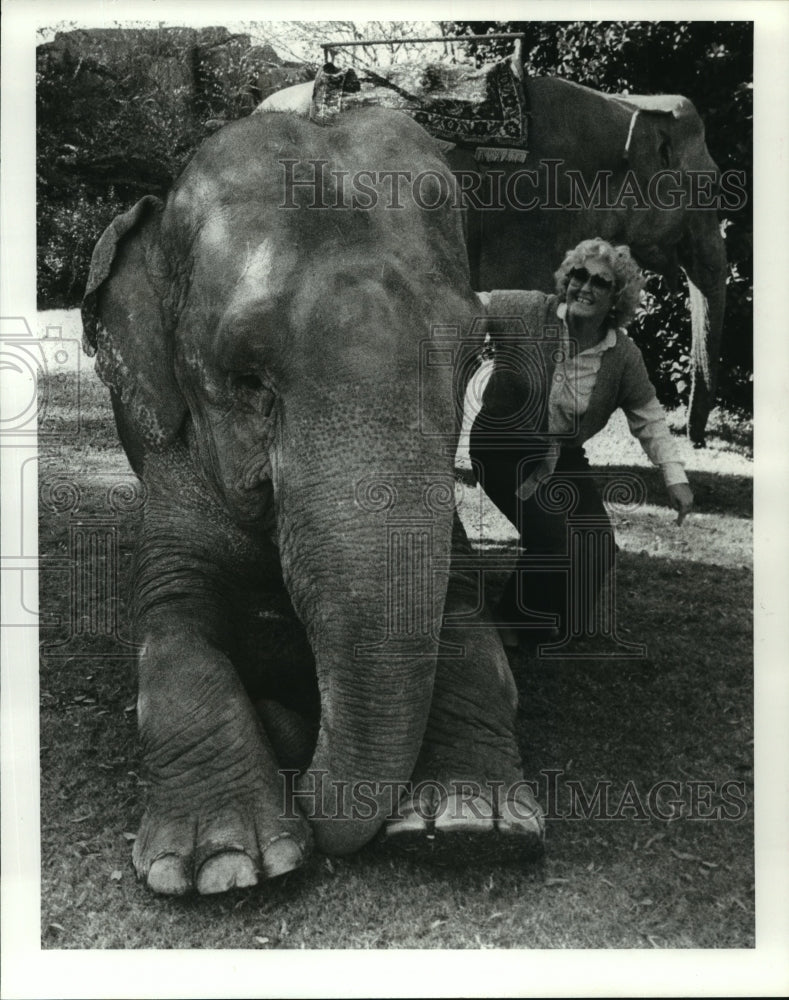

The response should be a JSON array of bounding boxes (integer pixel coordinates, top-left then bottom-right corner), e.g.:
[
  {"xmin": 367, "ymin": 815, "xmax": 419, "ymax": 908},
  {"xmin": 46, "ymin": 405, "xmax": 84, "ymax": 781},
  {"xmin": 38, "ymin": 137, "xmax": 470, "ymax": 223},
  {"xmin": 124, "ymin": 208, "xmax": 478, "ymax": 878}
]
[{"xmin": 81, "ymin": 195, "xmax": 186, "ymax": 452}]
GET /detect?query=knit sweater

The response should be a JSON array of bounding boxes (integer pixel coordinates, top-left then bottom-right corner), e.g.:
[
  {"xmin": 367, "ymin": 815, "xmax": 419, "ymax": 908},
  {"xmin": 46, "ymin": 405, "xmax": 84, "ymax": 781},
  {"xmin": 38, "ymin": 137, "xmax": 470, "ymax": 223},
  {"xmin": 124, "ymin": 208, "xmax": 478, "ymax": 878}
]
[{"xmin": 477, "ymin": 290, "xmax": 657, "ymax": 448}]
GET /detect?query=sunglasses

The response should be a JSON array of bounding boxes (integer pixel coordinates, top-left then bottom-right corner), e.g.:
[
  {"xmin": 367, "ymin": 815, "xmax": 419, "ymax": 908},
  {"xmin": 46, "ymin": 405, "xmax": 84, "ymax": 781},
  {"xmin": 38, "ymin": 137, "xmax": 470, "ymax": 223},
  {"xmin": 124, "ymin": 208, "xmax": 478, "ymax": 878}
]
[{"xmin": 568, "ymin": 267, "xmax": 615, "ymax": 293}]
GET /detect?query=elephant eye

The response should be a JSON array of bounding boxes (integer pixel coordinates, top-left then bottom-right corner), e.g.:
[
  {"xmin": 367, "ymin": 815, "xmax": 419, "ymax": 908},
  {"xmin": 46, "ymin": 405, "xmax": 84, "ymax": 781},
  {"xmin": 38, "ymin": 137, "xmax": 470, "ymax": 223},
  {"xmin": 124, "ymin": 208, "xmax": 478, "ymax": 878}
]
[{"xmin": 230, "ymin": 371, "xmax": 276, "ymax": 417}]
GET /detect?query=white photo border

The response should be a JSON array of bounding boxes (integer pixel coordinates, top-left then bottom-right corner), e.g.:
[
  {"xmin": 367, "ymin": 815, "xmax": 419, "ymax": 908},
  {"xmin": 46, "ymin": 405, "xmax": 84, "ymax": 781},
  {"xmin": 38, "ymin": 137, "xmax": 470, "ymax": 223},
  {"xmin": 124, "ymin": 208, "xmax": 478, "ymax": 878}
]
[{"xmin": 2, "ymin": 1, "xmax": 787, "ymax": 996}]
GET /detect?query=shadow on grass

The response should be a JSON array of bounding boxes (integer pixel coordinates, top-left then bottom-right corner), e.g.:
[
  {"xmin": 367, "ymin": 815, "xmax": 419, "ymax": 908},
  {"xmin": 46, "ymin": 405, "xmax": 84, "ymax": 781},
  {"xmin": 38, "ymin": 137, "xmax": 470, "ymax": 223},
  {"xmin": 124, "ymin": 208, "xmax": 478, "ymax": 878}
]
[
  {"xmin": 512, "ymin": 551, "xmax": 752, "ymax": 770},
  {"xmin": 594, "ymin": 464, "xmax": 752, "ymax": 520},
  {"xmin": 667, "ymin": 406, "xmax": 753, "ymax": 457},
  {"xmin": 457, "ymin": 462, "xmax": 752, "ymax": 524}
]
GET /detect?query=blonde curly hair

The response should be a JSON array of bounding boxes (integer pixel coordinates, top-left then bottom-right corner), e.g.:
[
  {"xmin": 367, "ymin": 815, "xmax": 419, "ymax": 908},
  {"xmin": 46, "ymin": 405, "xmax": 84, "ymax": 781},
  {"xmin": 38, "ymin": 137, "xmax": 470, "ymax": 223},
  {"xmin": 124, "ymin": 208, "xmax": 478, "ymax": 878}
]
[{"xmin": 554, "ymin": 238, "xmax": 645, "ymax": 328}]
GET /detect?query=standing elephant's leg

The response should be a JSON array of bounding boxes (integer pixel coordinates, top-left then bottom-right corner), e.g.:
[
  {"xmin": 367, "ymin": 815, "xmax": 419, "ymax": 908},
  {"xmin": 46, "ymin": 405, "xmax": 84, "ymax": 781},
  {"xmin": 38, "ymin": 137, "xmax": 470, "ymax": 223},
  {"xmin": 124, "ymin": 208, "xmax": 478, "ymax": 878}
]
[
  {"xmin": 681, "ymin": 211, "xmax": 727, "ymax": 446},
  {"xmin": 130, "ymin": 449, "xmax": 309, "ymax": 895},
  {"xmin": 383, "ymin": 516, "xmax": 544, "ymax": 859}
]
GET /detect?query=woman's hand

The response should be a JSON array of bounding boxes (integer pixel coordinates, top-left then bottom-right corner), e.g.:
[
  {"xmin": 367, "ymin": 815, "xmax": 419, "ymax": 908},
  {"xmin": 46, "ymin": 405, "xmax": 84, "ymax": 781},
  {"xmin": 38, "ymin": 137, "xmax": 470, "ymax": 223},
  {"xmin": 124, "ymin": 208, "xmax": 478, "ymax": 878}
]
[{"xmin": 667, "ymin": 482, "xmax": 694, "ymax": 525}]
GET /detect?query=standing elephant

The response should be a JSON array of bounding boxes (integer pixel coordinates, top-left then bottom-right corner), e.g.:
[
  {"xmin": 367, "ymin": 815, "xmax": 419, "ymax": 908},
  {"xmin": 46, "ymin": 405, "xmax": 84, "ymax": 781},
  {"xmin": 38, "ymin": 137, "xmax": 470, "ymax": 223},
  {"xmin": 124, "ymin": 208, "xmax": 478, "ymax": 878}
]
[
  {"xmin": 448, "ymin": 78, "xmax": 728, "ymax": 447},
  {"xmin": 261, "ymin": 66, "xmax": 729, "ymax": 445},
  {"xmin": 81, "ymin": 107, "xmax": 544, "ymax": 896}
]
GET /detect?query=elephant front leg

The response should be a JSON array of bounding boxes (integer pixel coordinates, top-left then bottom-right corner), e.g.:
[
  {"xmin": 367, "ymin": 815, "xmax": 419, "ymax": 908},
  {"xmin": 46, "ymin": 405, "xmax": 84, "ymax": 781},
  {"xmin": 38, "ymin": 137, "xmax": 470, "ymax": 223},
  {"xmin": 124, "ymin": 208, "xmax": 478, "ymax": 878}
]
[
  {"xmin": 132, "ymin": 618, "xmax": 310, "ymax": 895},
  {"xmin": 383, "ymin": 522, "xmax": 544, "ymax": 860},
  {"xmin": 384, "ymin": 630, "xmax": 545, "ymax": 862}
]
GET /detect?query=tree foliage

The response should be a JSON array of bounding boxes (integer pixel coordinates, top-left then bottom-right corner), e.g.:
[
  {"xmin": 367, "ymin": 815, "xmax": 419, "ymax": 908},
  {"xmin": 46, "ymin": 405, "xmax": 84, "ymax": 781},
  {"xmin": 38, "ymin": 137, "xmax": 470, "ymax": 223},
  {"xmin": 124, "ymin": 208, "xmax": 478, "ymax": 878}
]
[
  {"xmin": 37, "ymin": 27, "xmax": 311, "ymax": 307},
  {"xmin": 451, "ymin": 20, "xmax": 753, "ymax": 411}
]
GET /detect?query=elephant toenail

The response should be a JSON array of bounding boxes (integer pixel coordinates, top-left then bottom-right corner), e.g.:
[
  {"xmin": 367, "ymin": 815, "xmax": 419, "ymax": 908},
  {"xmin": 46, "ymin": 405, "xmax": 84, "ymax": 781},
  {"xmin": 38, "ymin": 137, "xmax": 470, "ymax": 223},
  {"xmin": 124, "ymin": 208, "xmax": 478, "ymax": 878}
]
[
  {"xmin": 261, "ymin": 834, "xmax": 305, "ymax": 878},
  {"xmin": 147, "ymin": 854, "xmax": 190, "ymax": 896},
  {"xmin": 496, "ymin": 794, "xmax": 546, "ymax": 843},
  {"xmin": 434, "ymin": 793, "xmax": 495, "ymax": 834},
  {"xmin": 385, "ymin": 808, "xmax": 429, "ymax": 836},
  {"xmin": 196, "ymin": 850, "xmax": 259, "ymax": 894}
]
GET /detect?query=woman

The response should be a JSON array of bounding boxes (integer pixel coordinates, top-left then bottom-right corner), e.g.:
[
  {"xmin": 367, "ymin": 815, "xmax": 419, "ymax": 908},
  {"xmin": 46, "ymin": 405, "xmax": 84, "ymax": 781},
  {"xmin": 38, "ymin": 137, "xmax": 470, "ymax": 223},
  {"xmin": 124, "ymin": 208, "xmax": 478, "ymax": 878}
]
[{"xmin": 469, "ymin": 237, "xmax": 694, "ymax": 648}]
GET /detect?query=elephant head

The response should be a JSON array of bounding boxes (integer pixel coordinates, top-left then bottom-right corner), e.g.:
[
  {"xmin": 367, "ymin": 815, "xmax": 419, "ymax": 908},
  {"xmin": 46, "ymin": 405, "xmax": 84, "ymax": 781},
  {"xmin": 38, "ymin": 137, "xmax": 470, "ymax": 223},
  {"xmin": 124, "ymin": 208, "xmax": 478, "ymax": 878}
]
[{"xmin": 82, "ymin": 108, "xmax": 482, "ymax": 863}]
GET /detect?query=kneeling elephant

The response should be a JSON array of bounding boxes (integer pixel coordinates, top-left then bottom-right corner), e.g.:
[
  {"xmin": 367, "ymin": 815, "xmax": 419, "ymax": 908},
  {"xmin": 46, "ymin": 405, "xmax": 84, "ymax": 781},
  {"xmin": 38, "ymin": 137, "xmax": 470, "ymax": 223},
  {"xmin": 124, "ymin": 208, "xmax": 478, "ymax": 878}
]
[{"xmin": 81, "ymin": 108, "xmax": 544, "ymax": 896}]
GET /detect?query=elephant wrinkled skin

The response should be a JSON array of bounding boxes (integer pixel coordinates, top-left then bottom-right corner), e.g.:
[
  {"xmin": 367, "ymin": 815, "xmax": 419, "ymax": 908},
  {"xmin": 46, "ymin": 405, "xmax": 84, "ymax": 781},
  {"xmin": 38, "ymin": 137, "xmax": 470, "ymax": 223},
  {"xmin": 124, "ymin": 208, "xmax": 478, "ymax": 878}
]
[{"xmin": 82, "ymin": 109, "xmax": 544, "ymax": 896}]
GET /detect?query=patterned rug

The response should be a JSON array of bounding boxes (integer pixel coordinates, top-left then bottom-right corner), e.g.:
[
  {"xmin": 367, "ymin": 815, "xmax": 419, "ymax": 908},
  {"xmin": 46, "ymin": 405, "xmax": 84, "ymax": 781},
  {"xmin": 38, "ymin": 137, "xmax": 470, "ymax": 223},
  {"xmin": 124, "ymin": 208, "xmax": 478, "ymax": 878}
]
[{"xmin": 309, "ymin": 59, "xmax": 530, "ymax": 161}]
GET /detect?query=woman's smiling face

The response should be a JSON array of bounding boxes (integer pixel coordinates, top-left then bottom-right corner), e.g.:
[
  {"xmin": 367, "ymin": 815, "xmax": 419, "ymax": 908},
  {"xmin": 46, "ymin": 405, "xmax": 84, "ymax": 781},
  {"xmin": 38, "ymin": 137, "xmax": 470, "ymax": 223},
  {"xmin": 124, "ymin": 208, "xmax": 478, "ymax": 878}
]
[{"xmin": 564, "ymin": 257, "xmax": 616, "ymax": 328}]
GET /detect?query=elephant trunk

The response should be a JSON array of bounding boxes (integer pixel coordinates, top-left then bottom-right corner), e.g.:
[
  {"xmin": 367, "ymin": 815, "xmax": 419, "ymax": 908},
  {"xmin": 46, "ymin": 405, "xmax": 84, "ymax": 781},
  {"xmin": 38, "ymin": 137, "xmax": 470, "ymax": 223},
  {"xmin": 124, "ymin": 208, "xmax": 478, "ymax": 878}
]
[{"xmin": 271, "ymin": 389, "xmax": 456, "ymax": 854}]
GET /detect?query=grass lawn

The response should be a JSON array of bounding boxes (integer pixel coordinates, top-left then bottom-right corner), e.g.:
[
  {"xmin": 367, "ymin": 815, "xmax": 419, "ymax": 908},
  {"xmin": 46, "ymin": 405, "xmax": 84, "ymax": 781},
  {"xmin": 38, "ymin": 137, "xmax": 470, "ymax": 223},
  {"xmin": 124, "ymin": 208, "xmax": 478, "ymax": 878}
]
[{"xmin": 38, "ymin": 338, "xmax": 753, "ymax": 950}]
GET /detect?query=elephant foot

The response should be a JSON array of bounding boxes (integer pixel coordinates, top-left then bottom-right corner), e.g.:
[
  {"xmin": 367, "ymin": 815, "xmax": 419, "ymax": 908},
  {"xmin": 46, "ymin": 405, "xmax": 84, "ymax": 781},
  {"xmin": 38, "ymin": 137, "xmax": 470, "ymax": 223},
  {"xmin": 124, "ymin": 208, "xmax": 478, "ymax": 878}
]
[
  {"xmin": 133, "ymin": 798, "xmax": 310, "ymax": 896},
  {"xmin": 380, "ymin": 780, "xmax": 544, "ymax": 864}
]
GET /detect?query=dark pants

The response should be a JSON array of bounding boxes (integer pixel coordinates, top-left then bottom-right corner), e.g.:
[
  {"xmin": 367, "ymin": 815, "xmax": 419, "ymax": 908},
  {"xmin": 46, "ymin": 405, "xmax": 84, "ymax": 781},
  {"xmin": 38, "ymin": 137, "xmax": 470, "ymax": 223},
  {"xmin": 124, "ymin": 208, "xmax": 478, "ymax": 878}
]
[{"xmin": 469, "ymin": 435, "xmax": 616, "ymax": 635}]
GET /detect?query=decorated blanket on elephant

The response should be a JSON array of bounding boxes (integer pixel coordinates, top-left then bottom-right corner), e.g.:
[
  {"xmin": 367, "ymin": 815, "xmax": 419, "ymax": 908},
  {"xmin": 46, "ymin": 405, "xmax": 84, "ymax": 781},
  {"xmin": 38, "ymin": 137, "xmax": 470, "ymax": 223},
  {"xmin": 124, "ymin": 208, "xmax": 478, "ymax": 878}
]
[{"xmin": 309, "ymin": 60, "xmax": 529, "ymax": 161}]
